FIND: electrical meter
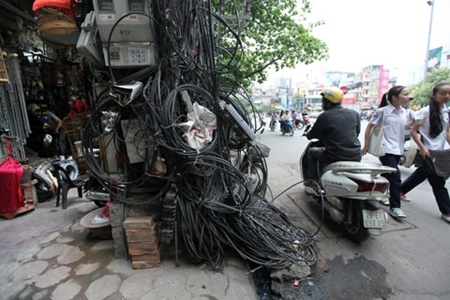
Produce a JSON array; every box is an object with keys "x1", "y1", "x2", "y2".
[
  {"x1": 93, "y1": 0, "x2": 153, "y2": 43},
  {"x1": 92, "y1": 0, "x2": 157, "y2": 67},
  {"x1": 102, "y1": 42, "x2": 156, "y2": 67}
]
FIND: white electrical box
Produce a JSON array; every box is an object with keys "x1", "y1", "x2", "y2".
[
  {"x1": 76, "y1": 11, "x2": 105, "y2": 67},
  {"x1": 92, "y1": 0, "x2": 157, "y2": 67},
  {"x1": 93, "y1": 0, "x2": 154, "y2": 43},
  {"x1": 120, "y1": 119, "x2": 145, "y2": 164},
  {"x1": 102, "y1": 42, "x2": 156, "y2": 67}
]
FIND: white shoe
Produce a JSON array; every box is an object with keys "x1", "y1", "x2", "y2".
[
  {"x1": 441, "y1": 214, "x2": 450, "y2": 223},
  {"x1": 379, "y1": 199, "x2": 390, "y2": 206},
  {"x1": 400, "y1": 193, "x2": 411, "y2": 202},
  {"x1": 389, "y1": 208, "x2": 406, "y2": 219}
]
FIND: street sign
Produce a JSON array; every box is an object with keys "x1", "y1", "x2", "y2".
[{"x1": 340, "y1": 86, "x2": 348, "y2": 95}]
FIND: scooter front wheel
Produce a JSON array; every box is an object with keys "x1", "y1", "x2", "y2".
[
  {"x1": 240, "y1": 160, "x2": 266, "y2": 195},
  {"x1": 289, "y1": 127, "x2": 294, "y2": 136},
  {"x1": 342, "y1": 199, "x2": 369, "y2": 242}
]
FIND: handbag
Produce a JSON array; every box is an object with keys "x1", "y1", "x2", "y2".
[
  {"x1": 428, "y1": 148, "x2": 450, "y2": 178},
  {"x1": 403, "y1": 138, "x2": 418, "y2": 168},
  {"x1": 368, "y1": 108, "x2": 385, "y2": 157}
]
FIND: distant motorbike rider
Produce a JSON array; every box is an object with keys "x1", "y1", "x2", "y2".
[
  {"x1": 270, "y1": 112, "x2": 278, "y2": 130},
  {"x1": 291, "y1": 110, "x2": 298, "y2": 128},
  {"x1": 303, "y1": 87, "x2": 362, "y2": 182},
  {"x1": 280, "y1": 110, "x2": 292, "y2": 133}
]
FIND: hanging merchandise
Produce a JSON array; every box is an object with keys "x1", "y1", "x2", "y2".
[
  {"x1": 32, "y1": 0, "x2": 80, "y2": 47},
  {"x1": 0, "y1": 48, "x2": 9, "y2": 83},
  {"x1": 1, "y1": 54, "x2": 32, "y2": 161}
]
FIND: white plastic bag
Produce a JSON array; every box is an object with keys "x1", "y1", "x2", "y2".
[{"x1": 177, "y1": 102, "x2": 217, "y2": 150}]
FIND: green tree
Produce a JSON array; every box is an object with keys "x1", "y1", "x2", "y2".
[
  {"x1": 410, "y1": 68, "x2": 450, "y2": 107},
  {"x1": 214, "y1": 0, "x2": 328, "y2": 85}
]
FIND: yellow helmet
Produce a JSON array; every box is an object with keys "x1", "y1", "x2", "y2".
[{"x1": 320, "y1": 87, "x2": 344, "y2": 104}]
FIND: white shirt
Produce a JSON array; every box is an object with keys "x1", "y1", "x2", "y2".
[
  {"x1": 369, "y1": 104, "x2": 408, "y2": 155},
  {"x1": 403, "y1": 108, "x2": 415, "y2": 137},
  {"x1": 281, "y1": 112, "x2": 292, "y2": 121},
  {"x1": 415, "y1": 105, "x2": 449, "y2": 150}
]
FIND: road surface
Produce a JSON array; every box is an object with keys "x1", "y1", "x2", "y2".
[{"x1": 258, "y1": 118, "x2": 450, "y2": 300}]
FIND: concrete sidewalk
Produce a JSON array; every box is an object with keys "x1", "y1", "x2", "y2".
[{"x1": 0, "y1": 191, "x2": 258, "y2": 300}]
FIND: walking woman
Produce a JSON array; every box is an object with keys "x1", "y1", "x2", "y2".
[
  {"x1": 401, "y1": 82, "x2": 450, "y2": 223},
  {"x1": 362, "y1": 85, "x2": 412, "y2": 219}
]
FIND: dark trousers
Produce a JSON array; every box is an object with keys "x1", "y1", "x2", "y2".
[
  {"x1": 401, "y1": 155, "x2": 450, "y2": 215},
  {"x1": 306, "y1": 147, "x2": 327, "y2": 180},
  {"x1": 57, "y1": 128, "x2": 67, "y2": 156},
  {"x1": 379, "y1": 154, "x2": 401, "y2": 209},
  {"x1": 279, "y1": 121, "x2": 285, "y2": 132}
]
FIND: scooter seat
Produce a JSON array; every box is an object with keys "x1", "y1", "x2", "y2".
[{"x1": 324, "y1": 161, "x2": 396, "y2": 175}]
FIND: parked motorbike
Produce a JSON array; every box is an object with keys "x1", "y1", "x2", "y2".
[
  {"x1": 230, "y1": 125, "x2": 270, "y2": 196},
  {"x1": 300, "y1": 139, "x2": 396, "y2": 242},
  {"x1": 281, "y1": 120, "x2": 294, "y2": 136},
  {"x1": 83, "y1": 175, "x2": 109, "y2": 207},
  {"x1": 238, "y1": 142, "x2": 270, "y2": 195}
]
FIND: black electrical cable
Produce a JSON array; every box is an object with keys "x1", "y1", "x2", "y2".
[{"x1": 80, "y1": 0, "x2": 319, "y2": 270}]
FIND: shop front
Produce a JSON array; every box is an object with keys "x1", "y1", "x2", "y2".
[{"x1": 0, "y1": 0, "x2": 89, "y2": 216}]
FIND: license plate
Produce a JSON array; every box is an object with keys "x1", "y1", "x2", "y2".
[{"x1": 362, "y1": 210, "x2": 386, "y2": 229}]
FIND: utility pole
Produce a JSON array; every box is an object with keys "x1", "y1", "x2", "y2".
[{"x1": 423, "y1": 0, "x2": 435, "y2": 84}]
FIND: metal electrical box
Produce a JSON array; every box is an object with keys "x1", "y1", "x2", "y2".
[
  {"x1": 92, "y1": 0, "x2": 157, "y2": 67},
  {"x1": 102, "y1": 42, "x2": 156, "y2": 67},
  {"x1": 76, "y1": 11, "x2": 105, "y2": 67}
]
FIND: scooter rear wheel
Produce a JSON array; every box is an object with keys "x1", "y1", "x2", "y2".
[
  {"x1": 343, "y1": 200, "x2": 369, "y2": 242},
  {"x1": 270, "y1": 122, "x2": 276, "y2": 131}
]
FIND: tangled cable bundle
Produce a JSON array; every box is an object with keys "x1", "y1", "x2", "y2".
[{"x1": 83, "y1": 0, "x2": 317, "y2": 269}]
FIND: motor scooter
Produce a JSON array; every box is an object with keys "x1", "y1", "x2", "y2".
[
  {"x1": 281, "y1": 120, "x2": 294, "y2": 136},
  {"x1": 300, "y1": 139, "x2": 396, "y2": 242},
  {"x1": 230, "y1": 126, "x2": 270, "y2": 196},
  {"x1": 302, "y1": 114, "x2": 311, "y2": 126},
  {"x1": 296, "y1": 114, "x2": 311, "y2": 130},
  {"x1": 269, "y1": 117, "x2": 277, "y2": 131}
]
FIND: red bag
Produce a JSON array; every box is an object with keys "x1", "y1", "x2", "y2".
[{"x1": 0, "y1": 157, "x2": 24, "y2": 214}]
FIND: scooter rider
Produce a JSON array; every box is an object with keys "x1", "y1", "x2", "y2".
[
  {"x1": 303, "y1": 87, "x2": 362, "y2": 182},
  {"x1": 270, "y1": 112, "x2": 278, "y2": 130}
]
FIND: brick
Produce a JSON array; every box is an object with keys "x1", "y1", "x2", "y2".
[
  {"x1": 131, "y1": 252, "x2": 161, "y2": 262},
  {"x1": 125, "y1": 234, "x2": 157, "y2": 243},
  {"x1": 128, "y1": 241, "x2": 160, "y2": 256},
  {"x1": 129, "y1": 247, "x2": 159, "y2": 256},
  {"x1": 132, "y1": 260, "x2": 161, "y2": 269},
  {"x1": 127, "y1": 241, "x2": 159, "y2": 250},
  {"x1": 125, "y1": 227, "x2": 157, "y2": 237},
  {"x1": 123, "y1": 216, "x2": 156, "y2": 229}
]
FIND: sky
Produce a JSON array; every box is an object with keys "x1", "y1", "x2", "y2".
[{"x1": 270, "y1": 0, "x2": 450, "y2": 80}]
